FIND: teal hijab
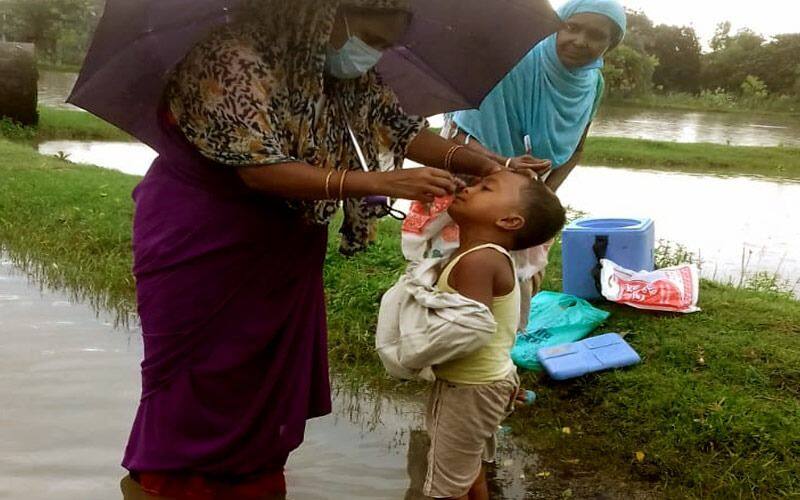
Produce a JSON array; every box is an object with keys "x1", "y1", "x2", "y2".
[{"x1": 452, "y1": 0, "x2": 626, "y2": 167}]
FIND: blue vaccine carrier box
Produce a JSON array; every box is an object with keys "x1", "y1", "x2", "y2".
[
  {"x1": 536, "y1": 333, "x2": 641, "y2": 380},
  {"x1": 561, "y1": 217, "x2": 655, "y2": 300}
]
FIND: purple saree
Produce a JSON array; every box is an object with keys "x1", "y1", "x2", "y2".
[{"x1": 123, "y1": 120, "x2": 332, "y2": 476}]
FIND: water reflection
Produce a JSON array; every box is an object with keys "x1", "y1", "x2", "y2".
[
  {"x1": 38, "y1": 141, "x2": 156, "y2": 176},
  {"x1": 38, "y1": 71, "x2": 80, "y2": 110},
  {"x1": 591, "y1": 106, "x2": 800, "y2": 147},
  {"x1": 0, "y1": 258, "x2": 141, "y2": 499},
  {"x1": 0, "y1": 259, "x2": 544, "y2": 500}
]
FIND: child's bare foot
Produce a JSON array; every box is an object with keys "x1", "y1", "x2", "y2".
[{"x1": 515, "y1": 388, "x2": 536, "y2": 406}]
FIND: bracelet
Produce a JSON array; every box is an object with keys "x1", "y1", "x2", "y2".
[
  {"x1": 504, "y1": 157, "x2": 512, "y2": 169},
  {"x1": 338, "y1": 170, "x2": 349, "y2": 200},
  {"x1": 324, "y1": 169, "x2": 335, "y2": 199},
  {"x1": 444, "y1": 145, "x2": 464, "y2": 172}
]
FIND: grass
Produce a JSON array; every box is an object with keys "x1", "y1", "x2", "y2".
[
  {"x1": 326, "y1": 218, "x2": 800, "y2": 499},
  {"x1": 38, "y1": 62, "x2": 83, "y2": 73},
  {"x1": 2, "y1": 139, "x2": 799, "y2": 498},
  {"x1": 36, "y1": 107, "x2": 132, "y2": 142},
  {"x1": 0, "y1": 139, "x2": 138, "y2": 320},
  {"x1": 0, "y1": 107, "x2": 132, "y2": 143},
  {"x1": 582, "y1": 137, "x2": 800, "y2": 180}
]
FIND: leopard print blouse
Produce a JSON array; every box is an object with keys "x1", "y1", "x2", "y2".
[{"x1": 167, "y1": 0, "x2": 425, "y2": 254}]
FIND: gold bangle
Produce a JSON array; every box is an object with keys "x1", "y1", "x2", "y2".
[
  {"x1": 324, "y1": 169, "x2": 335, "y2": 199},
  {"x1": 338, "y1": 170, "x2": 349, "y2": 200},
  {"x1": 505, "y1": 157, "x2": 512, "y2": 169},
  {"x1": 444, "y1": 145, "x2": 464, "y2": 172},
  {"x1": 443, "y1": 145, "x2": 457, "y2": 171}
]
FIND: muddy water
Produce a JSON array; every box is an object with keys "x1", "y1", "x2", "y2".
[{"x1": 0, "y1": 258, "x2": 558, "y2": 499}]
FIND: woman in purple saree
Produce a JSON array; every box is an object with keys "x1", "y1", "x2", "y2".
[{"x1": 121, "y1": 0, "x2": 502, "y2": 497}]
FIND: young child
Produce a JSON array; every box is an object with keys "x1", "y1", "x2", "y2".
[{"x1": 424, "y1": 170, "x2": 566, "y2": 500}]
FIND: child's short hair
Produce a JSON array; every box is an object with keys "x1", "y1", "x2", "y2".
[{"x1": 512, "y1": 176, "x2": 567, "y2": 251}]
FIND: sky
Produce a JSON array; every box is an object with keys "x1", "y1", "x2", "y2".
[{"x1": 551, "y1": 0, "x2": 800, "y2": 48}]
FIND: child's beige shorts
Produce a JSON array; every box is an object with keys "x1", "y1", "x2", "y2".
[{"x1": 423, "y1": 370, "x2": 519, "y2": 498}]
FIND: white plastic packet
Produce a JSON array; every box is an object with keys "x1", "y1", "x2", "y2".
[
  {"x1": 600, "y1": 259, "x2": 700, "y2": 313},
  {"x1": 401, "y1": 197, "x2": 460, "y2": 263}
]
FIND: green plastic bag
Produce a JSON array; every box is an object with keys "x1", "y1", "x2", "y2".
[{"x1": 511, "y1": 291, "x2": 610, "y2": 371}]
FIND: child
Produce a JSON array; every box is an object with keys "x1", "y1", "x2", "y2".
[{"x1": 424, "y1": 170, "x2": 566, "y2": 500}]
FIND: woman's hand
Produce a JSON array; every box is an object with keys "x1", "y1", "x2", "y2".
[
  {"x1": 507, "y1": 155, "x2": 552, "y2": 175},
  {"x1": 374, "y1": 167, "x2": 458, "y2": 202}
]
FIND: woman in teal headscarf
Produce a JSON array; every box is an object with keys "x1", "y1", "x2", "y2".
[{"x1": 446, "y1": 0, "x2": 627, "y2": 329}]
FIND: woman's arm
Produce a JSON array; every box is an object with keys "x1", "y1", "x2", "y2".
[
  {"x1": 450, "y1": 129, "x2": 552, "y2": 174},
  {"x1": 237, "y1": 161, "x2": 458, "y2": 203},
  {"x1": 406, "y1": 129, "x2": 501, "y2": 177}
]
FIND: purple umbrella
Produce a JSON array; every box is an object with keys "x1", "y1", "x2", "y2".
[{"x1": 68, "y1": 0, "x2": 560, "y2": 152}]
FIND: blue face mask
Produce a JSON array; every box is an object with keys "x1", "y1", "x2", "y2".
[{"x1": 325, "y1": 16, "x2": 384, "y2": 79}]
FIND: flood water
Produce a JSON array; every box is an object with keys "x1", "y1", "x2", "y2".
[
  {"x1": 36, "y1": 141, "x2": 800, "y2": 297},
  {"x1": 591, "y1": 106, "x2": 800, "y2": 148},
  {"x1": 38, "y1": 71, "x2": 80, "y2": 111},
  {"x1": 0, "y1": 258, "x2": 553, "y2": 499}
]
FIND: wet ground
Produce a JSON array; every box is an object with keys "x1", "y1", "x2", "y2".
[{"x1": 0, "y1": 257, "x2": 663, "y2": 499}]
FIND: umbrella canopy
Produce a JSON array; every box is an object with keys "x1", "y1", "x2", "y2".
[{"x1": 69, "y1": 0, "x2": 560, "y2": 152}]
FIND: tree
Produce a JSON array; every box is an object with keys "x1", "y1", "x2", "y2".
[
  {"x1": 740, "y1": 75, "x2": 768, "y2": 99},
  {"x1": 710, "y1": 21, "x2": 731, "y2": 52},
  {"x1": 794, "y1": 64, "x2": 800, "y2": 95},
  {"x1": 701, "y1": 29, "x2": 768, "y2": 93},
  {"x1": 603, "y1": 44, "x2": 658, "y2": 97},
  {"x1": 647, "y1": 25, "x2": 702, "y2": 93},
  {"x1": 622, "y1": 9, "x2": 656, "y2": 54},
  {"x1": 3, "y1": 0, "x2": 98, "y2": 63},
  {"x1": 759, "y1": 34, "x2": 800, "y2": 95}
]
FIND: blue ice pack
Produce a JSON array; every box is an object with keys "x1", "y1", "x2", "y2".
[{"x1": 536, "y1": 333, "x2": 641, "y2": 380}]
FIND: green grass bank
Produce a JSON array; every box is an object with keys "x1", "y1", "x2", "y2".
[
  {"x1": 1, "y1": 138, "x2": 798, "y2": 497},
  {"x1": 582, "y1": 136, "x2": 800, "y2": 180},
  {"x1": 1, "y1": 107, "x2": 132, "y2": 142}
]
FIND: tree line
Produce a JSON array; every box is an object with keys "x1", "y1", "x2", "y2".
[
  {"x1": 604, "y1": 10, "x2": 800, "y2": 100},
  {"x1": 0, "y1": 0, "x2": 104, "y2": 67}
]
